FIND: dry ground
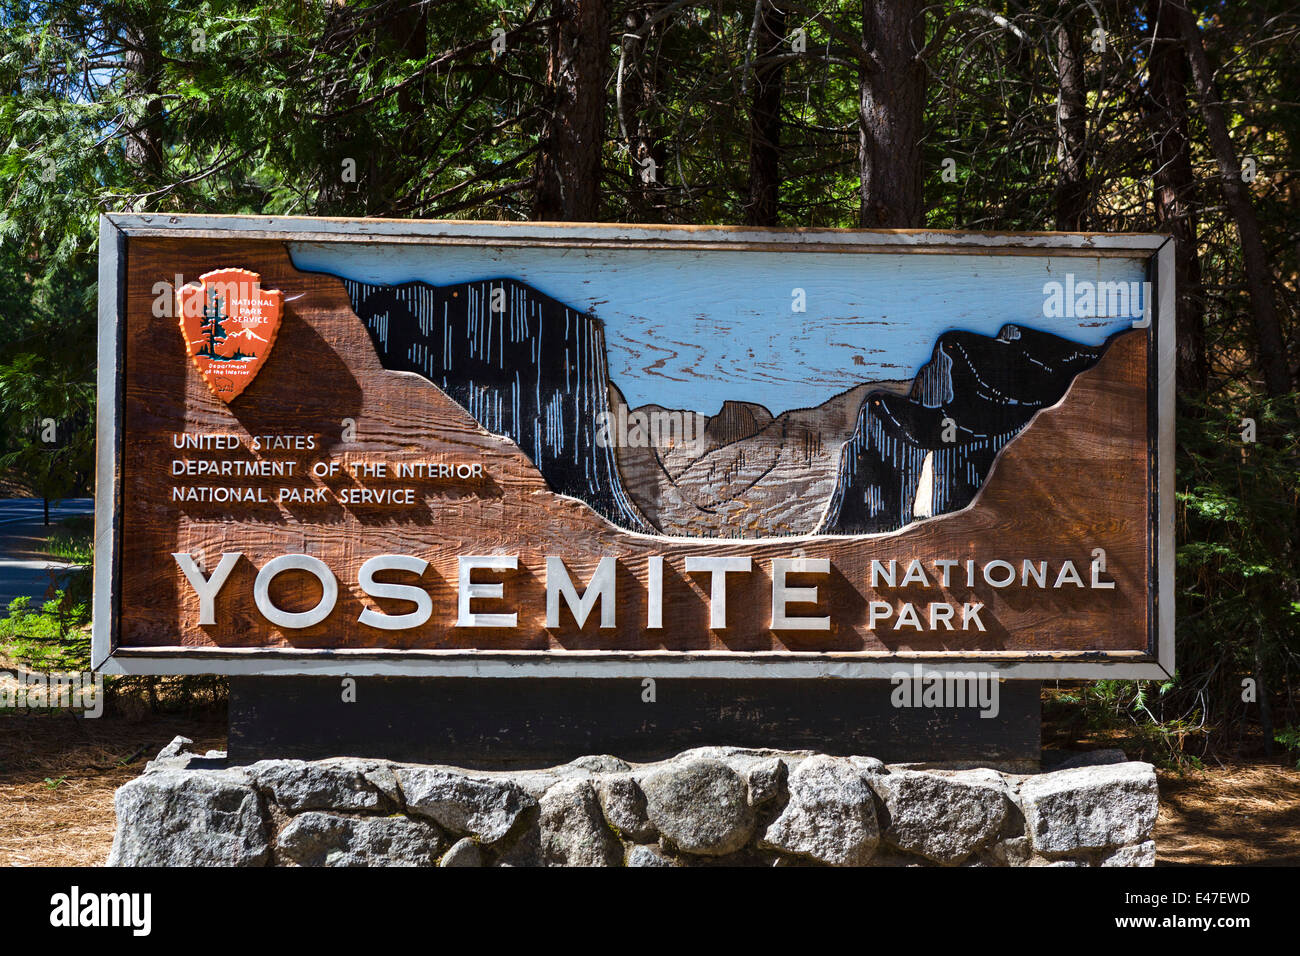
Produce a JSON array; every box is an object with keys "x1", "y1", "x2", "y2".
[
  {"x1": 0, "y1": 713, "x2": 225, "y2": 866},
  {"x1": 0, "y1": 712, "x2": 1296, "y2": 866},
  {"x1": 1156, "y1": 761, "x2": 1300, "y2": 865}
]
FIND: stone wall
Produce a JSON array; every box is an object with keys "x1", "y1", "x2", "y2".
[{"x1": 108, "y1": 738, "x2": 1158, "y2": 867}]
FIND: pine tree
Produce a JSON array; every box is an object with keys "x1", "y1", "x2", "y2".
[{"x1": 199, "y1": 289, "x2": 229, "y2": 359}]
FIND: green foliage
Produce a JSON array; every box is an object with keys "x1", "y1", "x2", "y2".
[
  {"x1": 0, "y1": 222, "x2": 97, "y2": 498},
  {"x1": 1047, "y1": 679, "x2": 1206, "y2": 769},
  {"x1": 45, "y1": 516, "x2": 93, "y2": 564},
  {"x1": 1276, "y1": 726, "x2": 1300, "y2": 769},
  {"x1": 0, "y1": 590, "x2": 92, "y2": 672},
  {"x1": 0, "y1": 571, "x2": 229, "y2": 714},
  {"x1": 1173, "y1": 394, "x2": 1300, "y2": 754}
]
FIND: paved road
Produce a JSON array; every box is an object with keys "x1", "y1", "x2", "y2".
[{"x1": 0, "y1": 498, "x2": 94, "y2": 610}]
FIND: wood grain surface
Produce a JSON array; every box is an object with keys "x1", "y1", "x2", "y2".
[{"x1": 116, "y1": 238, "x2": 1151, "y2": 657}]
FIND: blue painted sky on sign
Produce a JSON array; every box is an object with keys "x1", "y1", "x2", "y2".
[{"x1": 288, "y1": 242, "x2": 1147, "y2": 416}]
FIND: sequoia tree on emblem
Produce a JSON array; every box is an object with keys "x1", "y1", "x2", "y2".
[{"x1": 176, "y1": 268, "x2": 283, "y2": 402}]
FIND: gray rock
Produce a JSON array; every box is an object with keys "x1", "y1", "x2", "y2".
[
  {"x1": 568, "y1": 755, "x2": 631, "y2": 774},
  {"x1": 510, "y1": 769, "x2": 578, "y2": 800},
  {"x1": 746, "y1": 757, "x2": 786, "y2": 806},
  {"x1": 1044, "y1": 749, "x2": 1130, "y2": 771},
  {"x1": 108, "y1": 750, "x2": 1160, "y2": 868},
  {"x1": 889, "y1": 759, "x2": 1037, "y2": 775},
  {"x1": 278, "y1": 812, "x2": 445, "y2": 866},
  {"x1": 1101, "y1": 840, "x2": 1156, "y2": 867},
  {"x1": 849, "y1": 756, "x2": 886, "y2": 775},
  {"x1": 249, "y1": 758, "x2": 394, "y2": 813},
  {"x1": 984, "y1": 836, "x2": 1034, "y2": 867},
  {"x1": 872, "y1": 768, "x2": 1010, "y2": 864},
  {"x1": 675, "y1": 746, "x2": 800, "y2": 763},
  {"x1": 538, "y1": 779, "x2": 622, "y2": 866},
  {"x1": 108, "y1": 769, "x2": 269, "y2": 866},
  {"x1": 157, "y1": 736, "x2": 192, "y2": 758},
  {"x1": 144, "y1": 736, "x2": 225, "y2": 773},
  {"x1": 983, "y1": 835, "x2": 1105, "y2": 868},
  {"x1": 440, "y1": 837, "x2": 485, "y2": 867},
  {"x1": 626, "y1": 844, "x2": 679, "y2": 867},
  {"x1": 1019, "y1": 762, "x2": 1158, "y2": 855},
  {"x1": 494, "y1": 823, "x2": 541, "y2": 867},
  {"x1": 673, "y1": 746, "x2": 812, "y2": 781},
  {"x1": 998, "y1": 794, "x2": 1028, "y2": 839},
  {"x1": 760, "y1": 755, "x2": 878, "y2": 866},
  {"x1": 596, "y1": 775, "x2": 657, "y2": 842},
  {"x1": 361, "y1": 764, "x2": 403, "y2": 804},
  {"x1": 641, "y1": 759, "x2": 755, "y2": 856},
  {"x1": 867, "y1": 850, "x2": 929, "y2": 867},
  {"x1": 396, "y1": 767, "x2": 536, "y2": 844},
  {"x1": 144, "y1": 736, "x2": 193, "y2": 772}
]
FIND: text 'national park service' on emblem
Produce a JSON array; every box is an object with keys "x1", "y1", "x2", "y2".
[{"x1": 176, "y1": 268, "x2": 283, "y2": 402}]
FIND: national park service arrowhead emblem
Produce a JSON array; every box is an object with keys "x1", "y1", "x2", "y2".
[{"x1": 177, "y1": 268, "x2": 283, "y2": 403}]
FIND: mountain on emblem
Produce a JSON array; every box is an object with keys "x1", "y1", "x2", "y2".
[{"x1": 176, "y1": 268, "x2": 283, "y2": 402}]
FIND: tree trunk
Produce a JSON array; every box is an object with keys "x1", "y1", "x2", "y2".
[
  {"x1": 535, "y1": 0, "x2": 611, "y2": 221},
  {"x1": 746, "y1": 0, "x2": 788, "y2": 227},
  {"x1": 1054, "y1": 24, "x2": 1089, "y2": 231},
  {"x1": 1177, "y1": 2, "x2": 1293, "y2": 399},
  {"x1": 317, "y1": 3, "x2": 363, "y2": 214},
  {"x1": 120, "y1": 12, "x2": 164, "y2": 199},
  {"x1": 371, "y1": 2, "x2": 429, "y2": 216},
  {"x1": 1147, "y1": 0, "x2": 1208, "y2": 398},
  {"x1": 621, "y1": 2, "x2": 668, "y2": 221},
  {"x1": 858, "y1": 0, "x2": 926, "y2": 228},
  {"x1": 1255, "y1": 641, "x2": 1274, "y2": 757}
]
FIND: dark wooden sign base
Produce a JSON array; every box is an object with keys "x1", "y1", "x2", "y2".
[{"x1": 227, "y1": 677, "x2": 1041, "y2": 769}]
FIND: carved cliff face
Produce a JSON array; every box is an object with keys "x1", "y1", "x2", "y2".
[
  {"x1": 822, "y1": 324, "x2": 1109, "y2": 535},
  {"x1": 343, "y1": 276, "x2": 650, "y2": 533},
  {"x1": 342, "y1": 277, "x2": 1114, "y2": 539}
]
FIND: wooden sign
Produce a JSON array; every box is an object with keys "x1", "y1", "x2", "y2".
[{"x1": 93, "y1": 215, "x2": 1174, "y2": 679}]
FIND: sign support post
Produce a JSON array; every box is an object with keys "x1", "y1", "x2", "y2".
[{"x1": 226, "y1": 676, "x2": 1042, "y2": 768}]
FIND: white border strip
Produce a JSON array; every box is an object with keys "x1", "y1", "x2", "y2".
[
  {"x1": 91, "y1": 215, "x2": 120, "y2": 670},
  {"x1": 1155, "y1": 240, "x2": 1177, "y2": 678},
  {"x1": 98, "y1": 652, "x2": 1172, "y2": 681},
  {"x1": 107, "y1": 213, "x2": 1167, "y2": 254}
]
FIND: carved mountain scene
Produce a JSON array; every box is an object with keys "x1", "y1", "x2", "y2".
[
  {"x1": 341, "y1": 276, "x2": 1120, "y2": 539},
  {"x1": 608, "y1": 380, "x2": 911, "y2": 537}
]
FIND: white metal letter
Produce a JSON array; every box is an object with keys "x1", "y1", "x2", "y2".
[
  {"x1": 457, "y1": 555, "x2": 518, "y2": 628},
  {"x1": 357, "y1": 554, "x2": 432, "y2": 631},
  {"x1": 173, "y1": 552, "x2": 241, "y2": 626},
  {"x1": 770, "y1": 558, "x2": 830, "y2": 631},
  {"x1": 685, "y1": 556, "x2": 751, "y2": 629},
  {"x1": 546, "y1": 556, "x2": 616, "y2": 629},
  {"x1": 254, "y1": 554, "x2": 338, "y2": 629}
]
